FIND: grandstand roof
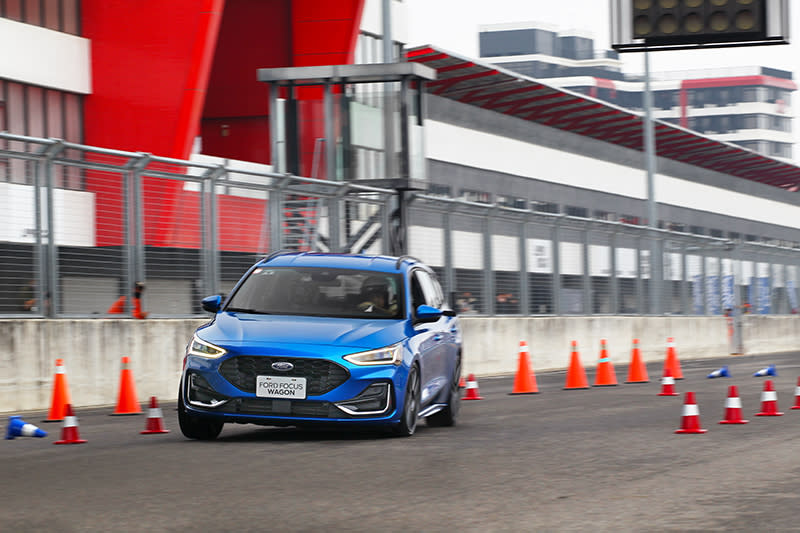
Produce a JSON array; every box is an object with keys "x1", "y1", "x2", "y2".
[{"x1": 406, "y1": 45, "x2": 800, "y2": 191}]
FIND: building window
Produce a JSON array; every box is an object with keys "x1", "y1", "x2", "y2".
[
  {"x1": 709, "y1": 229, "x2": 723, "y2": 238},
  {"x1": 461, "y1": 189, "x2": 491, "y2": 203},
  {"x1": 497, "y1": 195, "x2": 526, "y2": 209},
  {"x1": 426, "y1": 183, "x2": 452, "y2": 197},
  {"x1": 667, "y1": 222, "x2": 685, "y2": 232},
  {"x1": 690, "y1": 225, "x2": 704, "y2": 235},
  {"x1": 594, "y1": 210, "x2": 615, "y2": 221},
  {"x1": 531, "y1": 200, "x2": 558, "y2": 214},
  {"x1": 565, "y1": 205, "x2": 588, "y2": 218}
]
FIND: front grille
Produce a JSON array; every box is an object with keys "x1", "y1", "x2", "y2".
[{"x1": 219, "y1": 356, "x2": 349, "y2": 395}]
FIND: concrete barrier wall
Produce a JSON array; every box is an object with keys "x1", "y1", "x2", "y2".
[{"x1": 2, "y1": 316, "x2": 799, "y2": 413}]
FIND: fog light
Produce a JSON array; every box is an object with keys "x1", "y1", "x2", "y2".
[
  {"x1": 187, "y1": 373, "x2": 229, "y2": 408},
  {"x1": 335, "y1": 383, "x2": 391, "y2": 416}
]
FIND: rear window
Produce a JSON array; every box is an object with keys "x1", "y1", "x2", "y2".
[{"x1": 226, "y1": 267, "x2": 404, "y2": 319}]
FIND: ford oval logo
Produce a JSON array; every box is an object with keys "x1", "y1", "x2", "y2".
[{"x1": 271, "y1": 361, "x2": 294, "y2": 372}]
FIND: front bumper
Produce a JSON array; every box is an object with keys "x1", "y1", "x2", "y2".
[{"x1": 182, "y1": 354, "x2": 405, "y2": 426}]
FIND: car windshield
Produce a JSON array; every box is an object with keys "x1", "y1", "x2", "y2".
[{"x1": 226, "y1": 266, "x2": 405, "y2": 319}]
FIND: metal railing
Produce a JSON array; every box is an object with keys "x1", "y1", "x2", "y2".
[{"x1": 2, "y1": 131, "x2": 800, "y2": 319}]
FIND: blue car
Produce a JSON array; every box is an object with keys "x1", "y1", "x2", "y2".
[{"x1": 178, "y1": 252, "x2": 462, "y2": 439}]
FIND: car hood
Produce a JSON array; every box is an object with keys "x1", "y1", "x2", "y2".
[{"x1": 198, "y1": 312, "x2": 407, "y2": 350}]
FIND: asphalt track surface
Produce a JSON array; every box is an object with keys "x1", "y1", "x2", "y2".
[{"x1": 3, "y1": 352, "x2": 800, "y2": 532}]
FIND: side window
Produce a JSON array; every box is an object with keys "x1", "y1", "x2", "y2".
[
  {"x1": 414, "y1": 270, "x2": 443, "y2": 309},
  {"x1": 410, "y1": 272, "x2": 427, "y2": 310}
]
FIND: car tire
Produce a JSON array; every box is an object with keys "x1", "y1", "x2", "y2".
[
  {"x1": 177, "y1": 384, "x2": 224, "y2": 440},
  {"x1": 391, "y1": 364, "x2": 420, "y2": 437},
  {"x1": 426, "y1": 357, "x2": 461, "y2": 427}
]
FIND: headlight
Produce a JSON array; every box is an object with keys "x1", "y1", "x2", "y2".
[
  {"x1": 187, "y1": 335, "x2": 227, "y2": 359},
  {"x1": 343, "y1": 344, "x2": 402, "y2": 366}
]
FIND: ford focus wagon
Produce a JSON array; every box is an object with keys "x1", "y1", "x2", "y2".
[{"x1": 178, "y1": 252, "x2": 462, "y2": 439}]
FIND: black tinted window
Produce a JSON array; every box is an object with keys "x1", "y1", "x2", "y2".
[{"x1": 226, "y1": 267, "x2": 404, "y2": 319}]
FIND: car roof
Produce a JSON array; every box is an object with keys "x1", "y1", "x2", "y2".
[{"x1": 258, "y1": 252, "x2": 423, "y2": 273}]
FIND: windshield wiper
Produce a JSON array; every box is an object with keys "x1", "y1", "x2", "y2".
[{"x1": 225, "y1": 307, "x2": 269, "y2": 314}]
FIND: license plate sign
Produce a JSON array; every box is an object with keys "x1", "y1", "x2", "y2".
[{"x1": 256, "y1": 375, "x2": 307, "y2": 399}]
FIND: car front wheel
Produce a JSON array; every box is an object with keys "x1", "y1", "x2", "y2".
[
  {"x1": 392, "y1": 365, "x2": 420, "y2": 437},
  {"x1": 177, "y1": 383, "x2": 224, "y2": 440}
]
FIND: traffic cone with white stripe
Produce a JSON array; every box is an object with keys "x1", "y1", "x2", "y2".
[
  {"x1": 564, "y1": 341, "x2": 589, "y2": 390},
  {"x1": 111, "y1": 356, "x2": 142, "y2": 415},
  {"x1": 719, "y1": 385, "x2": 748, "y2": 424},
  {"x1": 462, "y1": 373, "x2": 483, "y2": 400},
  {"x1": 658, "y1": 368, "x2": 679, "y2": 396},
  {"x1": 5, "y1": 416, "x2": 48, "y2": 439},
  {"x1": 755, "y1": 379, "x2": 783, "y2": 416},
  {"x1": 141, "y1": 396, "x2": 170, "y2": 434},
  {"x1": 44, "y1": 358, "x2": 72, "y2": 422},
  {"x1": 625, "y1": 338, "x2": 649, "y2": 383},
  {"x1": 675, "y1": 391, "x2": 707, "y2": 434},
  {"x1": 53, "y1": 404, "x2": 87, "y2": 444},
  {"x1": 510, "y1": 341, "x2": 539, "y2": 394},
  {"x1": 664, "y1": 337, "x2": 683, "y2": 380},
  {"x1": 593, "y1": 339, "x2": 618, "y2": 387},
  {"x1": 791, "y1": 377, "x2": 800, "y2": 410}
]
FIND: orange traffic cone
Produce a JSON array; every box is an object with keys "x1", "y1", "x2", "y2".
[
  {"x1": 462, "y1": 373, "x2": 483, "y2": 400},
  {"x1": 44, "y1": 358, "x2": 72, "y2": 422},
  {"x1": 458, "y1": 376, "x2": 466, "y2": 389},
  {"x1": 53, "y1": 404, "x2": 87, "y2": 444},
  {"x1": 564, "y1": 341, "x2": 589, "y2": 390},
  {"x1": 663, "y1": 337, "x2": 683, "y2": 380},
  {"x1": 111, "y1": 356, "x2": 142, "y2": 415},
  {"x1": 625, "y1": 338, "x2": 649, "y2": 383},
  {"x1": 593, "y1": 339, "x2": 618, "y2": 387},
  {"x1": 675, "y1": 391, "x2": 707, "y2": 434},
  {"x1": 658, "y1": 367, "x2": 679, "y2": 396},
  {"x1": 141, "y1": 396, "x2": 170, "y2": 434},
  {"x1": 792, "y1": 377, "x2": 800, "y2": 410},
  {"x1": 755, "y1": 379, "x2": 783, "y2": 416},
  {"x1": 719, "y1": 385, "x2": 748, "y2": 424},
  {"x1": 510, "y1": 341, "x2": 539, "y2": 394}
]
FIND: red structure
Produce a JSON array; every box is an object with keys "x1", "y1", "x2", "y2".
[{"x1": 80, "y1": 0, "x2": 365, "y2": 248}]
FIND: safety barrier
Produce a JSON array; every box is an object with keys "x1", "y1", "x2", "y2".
[{"x1": 3, "y1": 315, "x2": 800, "y2": 413}]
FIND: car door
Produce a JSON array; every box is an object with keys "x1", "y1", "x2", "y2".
[{"x1": 410, "y1": 269, "x2": 451, "y2": 407}]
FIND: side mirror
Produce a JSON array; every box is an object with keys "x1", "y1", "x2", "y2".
[
  {"x1": 201, "y1": 295, "x2": 222, "y2": 313},
  {"x1": 415, "y1": 304, "x2": 443, "y2": 323}
]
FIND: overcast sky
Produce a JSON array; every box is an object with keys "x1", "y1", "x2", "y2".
[
  {"x1": 405, "y1": 0, "x2": 800, "y2": 76},
  {"x1": 404, "y1": 0, "x2": 800, "y2": 161}
]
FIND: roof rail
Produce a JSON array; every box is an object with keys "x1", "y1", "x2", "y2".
[
  {"x1": 261, "y1": 250, "x2": 297, "y2": 263},
  {"x1": 394, "y1": 255, "x2": 421, "y2": 269}
]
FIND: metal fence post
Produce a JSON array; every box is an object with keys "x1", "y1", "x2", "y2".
[
  {"x1": 40, "y1": 141, "x2": 65, "y2": 317},
  {"x1": 443, "y1": 207, "x2": 454, "y2": 308},
  {"x1": 130, "y1": 155, "x2": 150, "y2": 300},
  {"x1": 582, "y1": 221, "x2": 591, "y2": 315},
  {"x1": 269, "y1": 177, "x2": 288, "y2": 252},
  {"x1": 636, "y1": 235, "x2": 644, "y2": 314},
  {"x1": 680, "y1": 241, "x2": 689, "y2": 315},
  {"x1": 208, "y1": 165, "x2": 224, "y2": 297},
  {"x1": 610, "y1": 228, "x2": 618, "y2": 314},
  {"x1": 484, "y1": 210, "x2": 494, "y2": 316},
  {"x1": 519, "y1": 219, "x2": 529, "y2": 316},
  {"x1": 552, "y1": 217, "x2": 561, "y2": 316}
]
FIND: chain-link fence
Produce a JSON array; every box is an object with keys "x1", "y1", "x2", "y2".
[{"x1": 2, "y1": 131, "x2": 800, "y2": 319}]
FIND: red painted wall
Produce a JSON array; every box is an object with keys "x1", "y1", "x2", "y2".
[
  {"x1": 83, "y1": 0, "x2": 363, "y2": 250},
  {"x1": 82, "y1": 0, "x2": 225, "y2": 246}
]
